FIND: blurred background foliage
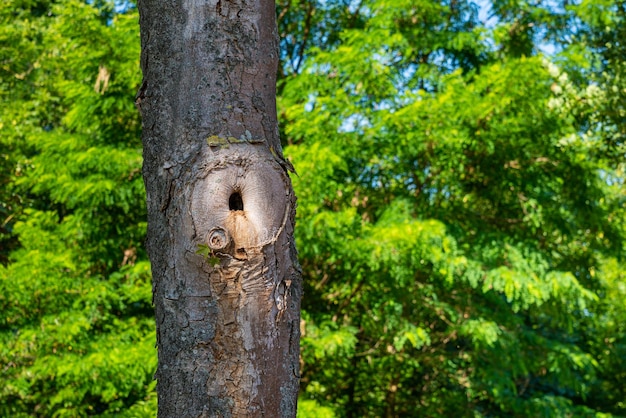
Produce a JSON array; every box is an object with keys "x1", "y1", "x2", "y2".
[{"x1": 1, "y1": 0, "x2": 624, "y2": 416}]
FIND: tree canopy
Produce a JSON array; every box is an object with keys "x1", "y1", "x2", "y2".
[{"x1": 1, "y1": 0, "x2": 625, "y2": 417}]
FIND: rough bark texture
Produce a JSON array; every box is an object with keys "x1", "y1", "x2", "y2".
[{"x1": 136, "y1": 0, "x2": 301, "y2": 416}]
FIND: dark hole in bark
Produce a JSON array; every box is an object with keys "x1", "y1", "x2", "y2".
[{"x1": 229, "y1": 192, "x2": 244, "y2": 211}]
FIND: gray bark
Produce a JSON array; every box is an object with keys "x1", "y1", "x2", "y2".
[{"x1": 136, "y1": 0, "x2": 301, "y2": 416}]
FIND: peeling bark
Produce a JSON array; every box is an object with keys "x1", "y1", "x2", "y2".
[{"x1": 136, "y1": 0, "x2": 301, "y2": 415}]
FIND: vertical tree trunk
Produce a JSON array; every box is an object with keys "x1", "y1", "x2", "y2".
[{"x1": 136, "y1": 0, "x2": 301, "y2": 416}]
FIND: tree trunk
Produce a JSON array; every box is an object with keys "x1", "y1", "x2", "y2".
[{"x1": 136, "y1": 0, "x2": 301, "y2": 416}]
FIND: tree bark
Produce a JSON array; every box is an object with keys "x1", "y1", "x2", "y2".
[{"x1": 136, "y1": 0, "x2": 301, "y2": 416}]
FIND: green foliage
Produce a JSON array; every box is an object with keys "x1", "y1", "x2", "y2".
[
  {"x1": 297, "y1": 399, "x2": 337, "y2": 418},
  {"x1": 279, "y1": 0, "x2": 626, "y2": 416},
  {"x1": 1, "y1": 0, "x2": 625, "y2": 416},
  {"x1": 0, "y1": 1, "x2": 153, "y2": 416}
]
